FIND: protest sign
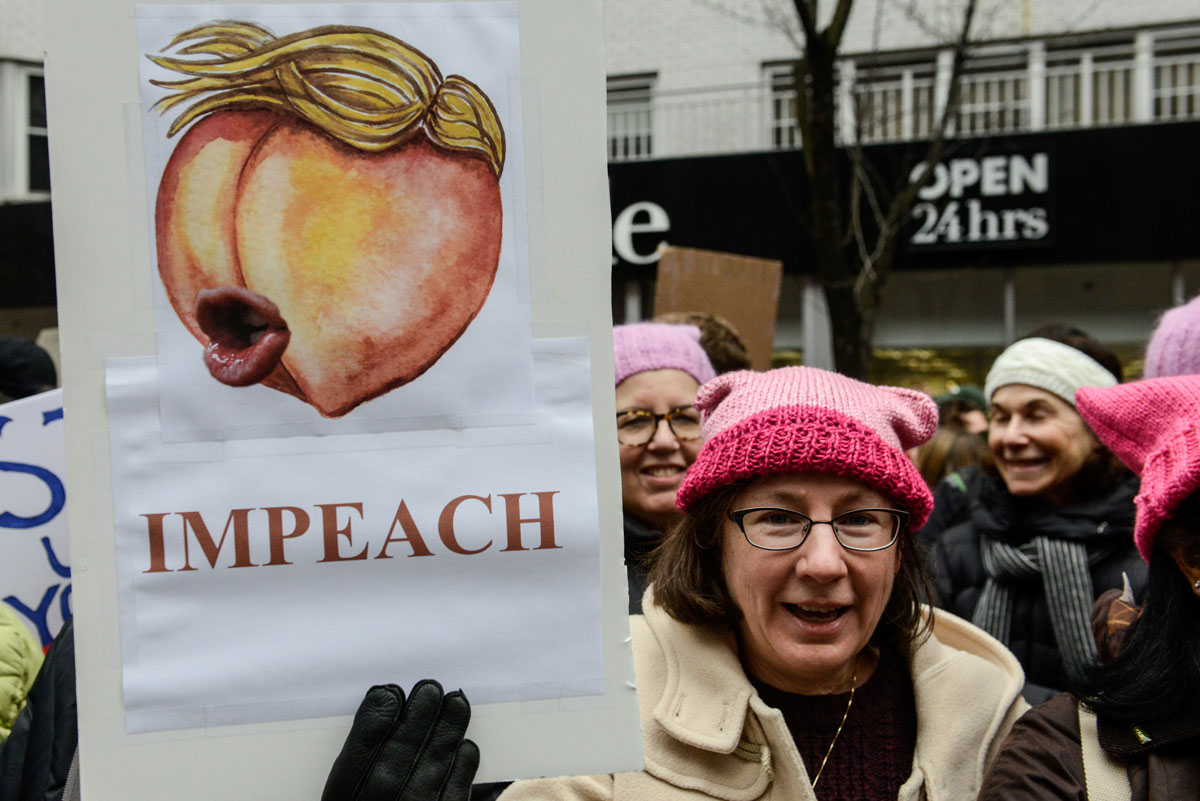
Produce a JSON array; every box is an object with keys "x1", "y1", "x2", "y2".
[
  {"x1": 654, "y1": 245, "x2": 783, "y2": 371},
  {"x1": 0, "y1": 389, "x2": 71, "y2": 648},
  {"x1": 44, "y1": 0, "x2": 634, "y2": 797}
]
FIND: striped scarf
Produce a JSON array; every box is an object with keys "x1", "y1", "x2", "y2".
[{"x1": 972, "y1": 535, "x2": 1117, "y2": 683}]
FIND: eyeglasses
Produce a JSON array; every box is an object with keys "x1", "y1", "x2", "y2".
[
  {"x1": 615, "y1": 406, "x2": 702, "y2": 447},
  {"x1": 728, "y1": 507, "x2": 907, "y2": 552}
]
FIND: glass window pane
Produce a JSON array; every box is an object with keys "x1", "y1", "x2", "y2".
[
  {"x1": 28, "y1": 74, "x2": 47, "y2": 129},
  {"x1": 29, "y1": 135, "x2": 51, "y2": 192}
]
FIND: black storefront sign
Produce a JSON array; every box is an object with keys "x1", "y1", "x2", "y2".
[
  {"x1": 907, "y1": 146, "x2": 1052, "y2": 250},
  {"x1": 0, "y1": 201, "x2": 56, "y2": 307},
  {"x1": 608, "y1": 120, "x2": 1200, "y2": 280}
]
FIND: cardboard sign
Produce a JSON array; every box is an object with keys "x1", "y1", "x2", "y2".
[
  {"x1": 44, "y1": 0, "x2": 638, "y2": 797},
  {"x1": 654, "y1": 245, "x2": 783, "y2": 370},
  {"x1": 0, "y1": 389, "x2": 71, "y2": 648}
]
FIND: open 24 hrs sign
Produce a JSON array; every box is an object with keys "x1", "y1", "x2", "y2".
[{"x1": 907, "y1": 150, "x2": 1052, "y2": 250}]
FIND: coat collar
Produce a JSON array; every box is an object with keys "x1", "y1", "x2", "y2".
[{"x1": 642, "y1": 595, "x2": 752, "y2": 752}]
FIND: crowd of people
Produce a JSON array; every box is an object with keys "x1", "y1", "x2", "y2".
[{"x1": 4, "y1": 294, "x2": 1200, "y2": 799}]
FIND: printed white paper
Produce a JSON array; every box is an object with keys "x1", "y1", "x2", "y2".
[
  {"x1": 108, "y1": 338, "x2": 602, "y2": 733},
  {"x1": 135, "y1": 3, "x2": 535, "y2": 442}
]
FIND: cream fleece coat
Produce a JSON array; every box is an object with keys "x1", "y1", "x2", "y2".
[{"x1": 500, "y1": 594, "x2": 1028, "y2": 801}]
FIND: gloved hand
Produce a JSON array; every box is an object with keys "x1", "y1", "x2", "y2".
[{"x1": 322, "y1": 680, "x2": 479, "y2": 801}]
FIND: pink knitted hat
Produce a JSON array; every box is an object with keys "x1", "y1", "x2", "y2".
[
  {"x1": 1144, "y1": 294, "x2": 1200, "y2": 379},
  {"x1": 613, "y1": 323, "x2": 716, "y2": 386},
  {"x1": 676, "y1": 366, "x2": 939, "y2": 529},
  {"x1": 1076, "y1": 375, "x2": 1200, "y2": 562}
]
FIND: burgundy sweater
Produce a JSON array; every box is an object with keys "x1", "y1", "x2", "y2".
[{"x1": 752, "y1": 648, "x2": 917, "y2": 800}]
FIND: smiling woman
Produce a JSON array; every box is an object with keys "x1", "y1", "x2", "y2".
[
  {"x1": 612, "y1": 323, "x2": 715, "y2": 613},
  {"x1": 980, "y1": 374, "x2": 1200, "y2": 800},
  {"x1": 928, "y1": 330, "x2": 1147, "y2": 704}
]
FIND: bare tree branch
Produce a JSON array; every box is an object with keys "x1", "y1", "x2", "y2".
[
  {"x1": 770, "y1": 0, "x2": 988, "y2": 376},
  {"x1": 761, "y1": 0, "x2": 806, "y2": 50},
  {"x1": 679, "y1": 0, "x2": 780, "y2": 30},
  {"x1": 826, "y1": 0, "x2": 855, "y2": 48},
  {"x1": 849, "y1": 174, "x2": 873, "y2": 269},
  {"x1": 880, "y1": 0, "x2": 978, "y2": 233},
  {"x1": 792, "y1": 0, "x2": 818, "y2": 41}
]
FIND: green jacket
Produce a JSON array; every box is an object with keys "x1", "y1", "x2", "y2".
[{"x1": 0, "y1": 606, "x2": 42, "y2": 741}]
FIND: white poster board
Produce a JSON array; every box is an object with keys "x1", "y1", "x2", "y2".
[
  {"x1": 0, "y1": 389, "x2": 71, "y2": 648},
  {"x1": 43, "y1": 0, "x2": 637, "y2": 797}
]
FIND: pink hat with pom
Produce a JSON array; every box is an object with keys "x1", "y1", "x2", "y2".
[
  {"x1": 676, "y1": 366, "x2": 939, "y2": 529},
  {"x1": 1076, "y1": 375, "x2": 1200, "y2": 562},
  {"x1": 1144, "y1": 294, "x2": 1200, "y2": 379},
  {"x1": 613, "y1": 323, "x2": 716, "y2": 387}
]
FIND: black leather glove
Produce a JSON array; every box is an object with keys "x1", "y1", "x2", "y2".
[{"x1": 322, "y1": 680, "x2": 480, "y2": 801}]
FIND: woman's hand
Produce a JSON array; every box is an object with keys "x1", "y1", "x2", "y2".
[{"x1": 322, "y1": 680, "x2": 479, "y2": 801}]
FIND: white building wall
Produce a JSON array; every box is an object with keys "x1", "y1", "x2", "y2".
[
  {"x1": 605, "y1": 0, "x2": 1200, "y2": 81},
  {"x1": 604, "y1": 1, "x2": 1200, "y2": 360},
  {"x1": 0, "y1": 0, "x2": 45, "y2": 62}
]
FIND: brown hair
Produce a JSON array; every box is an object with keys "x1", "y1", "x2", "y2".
[
  {"x1": 654, "y1": 311, "x2": 752, "y2": 374},
  {"x1": 1020, "y1": 323, "x2": 1123, "y2": 382},
  {"x1": 913, "y1": 425, "x2": 990, "y2": 490},
  {"x1": 648, "y1": 480, "x2": 933, "y2": 657}
]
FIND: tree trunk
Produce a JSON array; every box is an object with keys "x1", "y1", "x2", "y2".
[
  {"x1": 825, "y1": 284, "x2": 871, "y2": 379},
  {"x1": 795, "y1": 39, "x2": 874, "y2": 380}
]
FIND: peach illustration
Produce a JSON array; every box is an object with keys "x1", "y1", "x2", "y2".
[{"x1": 149, "y1": 21, "x2": 505, "y2": 417}]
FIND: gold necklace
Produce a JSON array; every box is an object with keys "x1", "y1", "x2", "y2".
[{"x1": 810, "y1": 659, "x2": 858, "y2": 791}]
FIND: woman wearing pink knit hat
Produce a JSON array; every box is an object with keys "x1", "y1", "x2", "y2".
[
  {"x1": 612, "y1": 322, "x2": 716, "y2": 614},
  {"x1": 980, "y1": 374, "x2": 1200, "y2": 800},
  {"x1": 493, "y1": 366, "x2": 1028, "y2": 800}
]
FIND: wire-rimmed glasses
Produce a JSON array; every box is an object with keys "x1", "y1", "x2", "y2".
[
  {"x1": 728, "y1": 507, "x2": 908, "y2": 552},
  {"x1": 615, "y1": 406, "x2": 702, "y2": 447}
]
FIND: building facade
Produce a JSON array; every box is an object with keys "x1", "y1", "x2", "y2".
[
  {"x1": 3, "y1": 1, "x2": 1199, "y2": 383},
  {"x1": 604, "y1": 0, "x2": 1200, "y2": 383},
  {"x1": 0, "y1": 0, "x2": 52, "y2": 340}
]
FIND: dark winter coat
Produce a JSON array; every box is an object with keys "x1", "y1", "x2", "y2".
[
  {"x1": 930, "y1": 470, "x2": 1146, "y2": 703},
  {"x1": 979, "y1": 592, "x2": 1200, "y2": 801},
  {"x1": 624, "y1": 513, "x2": 662, "y2": 615},
  {"x1": 0, "y1": 619, "x2": 76, "y2": 801}
]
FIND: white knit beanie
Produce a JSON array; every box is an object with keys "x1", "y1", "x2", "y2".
[{"x1": 984, "y1": 337, "x2": 1117, "y2": 407}]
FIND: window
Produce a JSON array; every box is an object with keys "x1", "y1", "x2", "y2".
[
  {"x1": 1153, "y1": 30, "x2": 1200, "y2": 121},
  {"x1": 950, "y1": 51, "x2": 1030, "y2": 136},
  {"x1": 607, "y1": 74, "x2": 655, "y2": 160},
  {"x1": 764, "y1": 63, "x2": 800, "y2": 149},
  {"x1": 2, "y1": 62, "x2": 50, "y2": 199},
  {"x1": 26, "y1": 70, "x2": 49, "y2": 194}
]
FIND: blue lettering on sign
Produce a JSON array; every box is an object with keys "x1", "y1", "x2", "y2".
[
  {"x1": 0, "y1": 407, "x2": 72, "y2": 645},
  {"x1": 0, "y1": 407, "x2": 66, "y2": 529},
  {"x1": 3, "y1": 538, "x2": 71, "y2": 648}
]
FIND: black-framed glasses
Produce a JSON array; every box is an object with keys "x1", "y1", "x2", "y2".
[
  {"x1": 615, "y1": 406, "x2": 702, "y2": 447},
  {"x1": 728, "y1": 507, "x2": 907, "y2": 552}
]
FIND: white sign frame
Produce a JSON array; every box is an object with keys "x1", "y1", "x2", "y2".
[{"x1": 43, "y1": 0, "x2": 637, "y2": 797}]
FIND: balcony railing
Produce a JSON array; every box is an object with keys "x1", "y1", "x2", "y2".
[{"x1": 608, "y1": 26, "x2": 1200, "y2": 162}]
